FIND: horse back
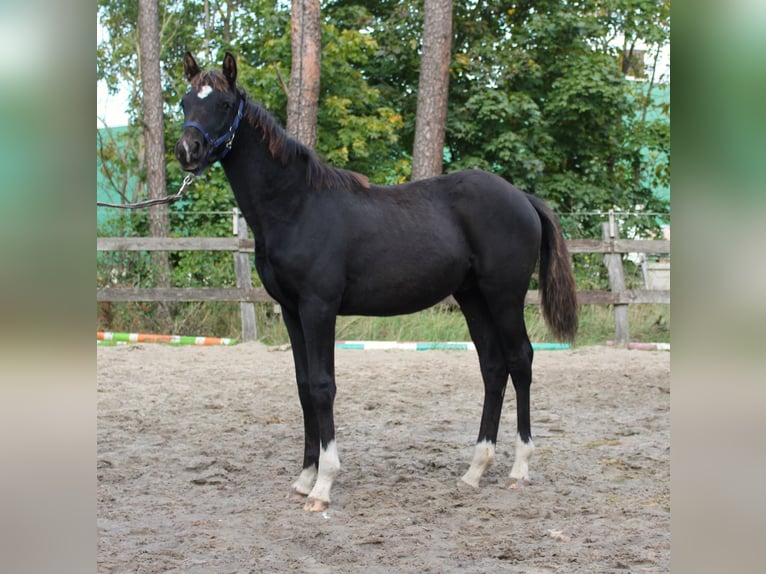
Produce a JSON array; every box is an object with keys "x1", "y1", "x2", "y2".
[{"x1": 336, "y1": 170, "x2": 541, "y2": 314}]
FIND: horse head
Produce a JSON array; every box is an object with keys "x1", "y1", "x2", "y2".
[{"x1": 175, "y1": 52, "x2": 244, "y2": 174}]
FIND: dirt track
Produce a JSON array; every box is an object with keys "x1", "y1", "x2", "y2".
[{"x1": 97, "y1": 343, "x2": 669, "y2": 573}]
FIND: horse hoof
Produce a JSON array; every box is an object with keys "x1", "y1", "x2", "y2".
[
  {"x1": 458, "y1": 477, "x2": 479, "y2": 490},
  {"x1": 304, "y1": 497, "x2": 329, "y2": 512},
  {"x1": 289, "y1": 488, "x2": 308, "y2": 501},
  {"x1": 508, "y1": 478, "x2": 529, "y2": 490}
]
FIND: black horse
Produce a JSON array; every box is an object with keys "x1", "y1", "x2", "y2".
[{"x1": 175, "y1": 52, "x2": 578, "y2": 512}]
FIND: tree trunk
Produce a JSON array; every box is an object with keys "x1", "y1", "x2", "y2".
[
  {"x1": 287, "y1": 0, "x2": 321, "y2": 148},
  {"x1": 223, "y1": 0, "x2": 235, "y2": 45},
  {"x1": 411, "y1": 0, "x2": 453, "y2": 181},
  {"x1": 138, "y1": 0, "x2": 172, "y2": 324}
]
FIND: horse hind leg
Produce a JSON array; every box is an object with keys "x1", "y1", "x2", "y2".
[
  {"x1": 494, "y1": 302, "x2": 536, "y2": 488},
  {"x1": 455, "y1": 289, "x2": 509, "y2": 488},
  {"x1": 470, "y1": 286, "x2": 537, "y2": 489}
]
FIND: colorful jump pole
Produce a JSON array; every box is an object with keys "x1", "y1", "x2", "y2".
[{"x1": 97, "y1": 331, "x2": 236, "y2": 346}]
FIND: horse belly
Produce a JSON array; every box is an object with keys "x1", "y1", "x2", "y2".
[{"x1": 339, "y1": 253, "x2": 469, "y2": 316}]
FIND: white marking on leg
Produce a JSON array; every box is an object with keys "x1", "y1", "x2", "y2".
[
  {"x1": 509, "y1": 433, "x2": 535, "y2": 483},
  {"x1": 461, "y1": 439, "x2": 495, "y2": 488},
  {"x1": 307, "y1": 440, "x2": 340, "y2": 506},
  {"x1": 292, "y1": 465, "x2": 317, "y2": 496},
  {"x1": 197, "y1": 85, "x2": 213, "y2": 99}
]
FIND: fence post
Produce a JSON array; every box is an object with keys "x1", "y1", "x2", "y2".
[
  {"x1": 233, "y1": 209, "x2": 257, "y2": 342},
  {"x1": 602, "y1": 213, "x2": 629, "y2": 346}
]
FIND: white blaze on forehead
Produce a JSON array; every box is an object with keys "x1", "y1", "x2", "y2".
[{"x1": 197, "y1": 85, "x2": 214, "y2": 99}]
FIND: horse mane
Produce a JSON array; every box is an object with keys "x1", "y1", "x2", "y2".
[{"x1": 237, "y1": 89, "x2": 370, "y2": 192}]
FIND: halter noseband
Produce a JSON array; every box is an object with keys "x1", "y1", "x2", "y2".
[{"x1": 182, "y1": 97, "x2": 244, "y2": 175}]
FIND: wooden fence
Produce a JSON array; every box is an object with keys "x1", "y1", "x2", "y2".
[{"x1": 97, "y1": 212, "x2": 669, "y2": 345}]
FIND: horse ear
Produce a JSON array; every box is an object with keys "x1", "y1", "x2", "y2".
[
  {"x1": 183, "y1": 52, "x2": 200, "y2": 81},
  {"x1": 222, "y1": 52, "x2": 237, "y2": 88}
]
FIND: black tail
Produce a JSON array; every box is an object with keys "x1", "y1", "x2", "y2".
[{"x1": 526, "y1": 194, "x2": 578, "y2": 342}]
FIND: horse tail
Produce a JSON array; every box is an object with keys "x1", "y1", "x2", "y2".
[{"x1": 526, "y1": 194, "x2": 578, "y2": 342}]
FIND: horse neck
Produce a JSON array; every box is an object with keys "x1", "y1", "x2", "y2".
[{"x1": 221, "y1": 117, "x2": 310, "y2": 234}]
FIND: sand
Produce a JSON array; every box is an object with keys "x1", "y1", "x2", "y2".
[{"x1": 97, "y1": 342, "x2": 669, "y2": 573}]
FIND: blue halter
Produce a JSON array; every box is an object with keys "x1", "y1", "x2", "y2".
[{"x1": 182, "y1": 98, "x2": 244, "y2": 175}]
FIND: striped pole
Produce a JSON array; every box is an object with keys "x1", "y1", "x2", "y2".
[
  {"x1": 97, "y1": 332, "x2": 572, "y2": 350},
  {"x1": 606, "y1": 340, "x2": 670, "y2": 351},
  {"x1": 333, "y1": 341, "x2": 571, "y2": 351},
  {"x1": 97, "y1": 331, "x2": 236, "y2": 346}
]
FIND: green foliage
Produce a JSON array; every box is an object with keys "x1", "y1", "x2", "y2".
[
  {"x1": 98, "y1": 301, "x2": 243, "y2": 338},
  {"x1": 98, "y1": 0, "x2": 670, "y2": 209},
  {"x1": 445, "y1": 0, "x2": 670, "y2": 240},
  {"x1": 317, "y1": 22, "x2": 408, "y2": 183},
  {"x1": 97, "y1": 301, "x2": 669, "y2": 347}
]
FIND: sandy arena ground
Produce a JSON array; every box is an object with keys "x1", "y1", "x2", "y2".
[{"x1": 97, "y1": 343, "x2": 669, "y2": 573}]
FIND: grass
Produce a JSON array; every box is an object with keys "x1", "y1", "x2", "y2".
[{"x1": 98, "y1": 302, "x2": 669, "y2": 347}]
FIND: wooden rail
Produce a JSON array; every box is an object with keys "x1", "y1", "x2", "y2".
[
  {"x1": 97, "y1": 216, "x2": 669, "y2": 344},
  {"x1": 96, "y1": 237, "x2": 670, "y2": 256}
]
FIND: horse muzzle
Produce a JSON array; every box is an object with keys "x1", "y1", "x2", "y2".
[{"x1": 175, "y1": 130, "x2": 207, "y2": 173}]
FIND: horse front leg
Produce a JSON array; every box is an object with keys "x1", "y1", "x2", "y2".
[
  {"x1": 281, "y1": 308, "x2": 319, "y2": 498},
  {"x1": 298, "y1": 298, "x2": 340, "y2": 512}
]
